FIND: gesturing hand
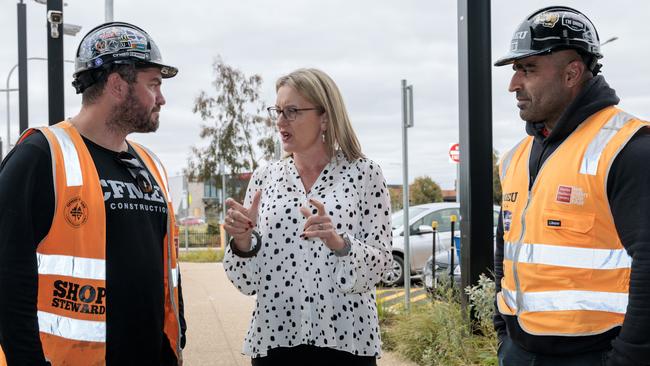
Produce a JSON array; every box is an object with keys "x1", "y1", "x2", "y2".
[
  {"x1": 300, "y1": 198, "x2": 345, "y2": 251},
  {"x1": 224, "y1": 191, "x2": 261, "y2": 252}
]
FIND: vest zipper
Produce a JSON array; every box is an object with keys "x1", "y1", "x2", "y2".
[{"x1": 513, "y1": 138, "x2": 562, "y2": 315}]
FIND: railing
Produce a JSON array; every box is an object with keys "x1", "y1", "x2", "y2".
[{"x1": 179, "y1": 228, "x2": 221, "y2": 249}]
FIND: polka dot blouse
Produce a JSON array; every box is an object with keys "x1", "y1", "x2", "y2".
[{"x1": 223, "y1": 151, "x2": 392, "y2": 358}]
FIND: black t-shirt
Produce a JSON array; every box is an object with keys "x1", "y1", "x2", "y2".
[{"x1": 0, "y1": 131, "x2": 183, "y2": 365}]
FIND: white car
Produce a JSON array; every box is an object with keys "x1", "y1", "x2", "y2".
[{"x1": 381, "y1": 202, "x2": 499, "y2": 286}]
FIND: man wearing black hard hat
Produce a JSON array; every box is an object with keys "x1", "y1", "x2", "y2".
[
  {"x1": 0, "y1": 22, "x2": 186, "y2": 365},
  {"x1": 494, "y1": 6, "x2": 650, "y2": 366}
]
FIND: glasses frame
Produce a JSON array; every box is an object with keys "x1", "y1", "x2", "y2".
[
  {"x1": 267, "y1": 106, "x2": 324, "y2": 122},
  {"x1": 116, "y1": 151, "x2": 154, "y2": 194}
]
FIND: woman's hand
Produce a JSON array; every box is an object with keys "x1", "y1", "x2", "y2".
[
  {"x1": 300, "y1": 198, "x2": 345, "y2": 251},
  {"x1": 224, "y1": 191, "x2": 261, "y2": 252}
]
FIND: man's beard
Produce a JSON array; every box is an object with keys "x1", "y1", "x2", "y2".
[{"x1": 106, "y1": 85, "x2": 160, "y2": 134}]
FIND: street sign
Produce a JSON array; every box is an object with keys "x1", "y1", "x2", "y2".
[{"x1": 449, "y1": 143, "x2": 460, "y2": 163}]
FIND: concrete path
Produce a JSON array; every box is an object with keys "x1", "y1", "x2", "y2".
[{"x1": 180, "y1": 262, "x2": 417, "y2": 366}]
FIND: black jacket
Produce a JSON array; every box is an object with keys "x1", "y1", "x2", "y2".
[{"x1": 494, "y1": 76, "x2": 650, "y2": 366}]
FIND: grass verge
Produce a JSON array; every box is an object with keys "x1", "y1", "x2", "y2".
[{"x1": 178, "y1": 248, "x2": 224, "y2": 263}]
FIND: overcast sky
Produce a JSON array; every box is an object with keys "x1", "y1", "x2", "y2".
[{"x1": 1, "y1": 0, "x2": 649, "y2": 189}]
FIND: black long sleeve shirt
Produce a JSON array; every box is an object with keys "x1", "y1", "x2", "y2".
[
  {"x1": 0, "y1": 131, "x2": 186, "y2": 365},
  {"x1": 494, "y1": 76, "x2": 650, "y2": 366}
]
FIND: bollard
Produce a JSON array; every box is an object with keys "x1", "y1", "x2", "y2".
[
  {"x1": 450, "y1": 215, "x2": 458, "y2": 286},
  {"x1": 431, "y1": 220, "x2": 438, "y2": 289}
]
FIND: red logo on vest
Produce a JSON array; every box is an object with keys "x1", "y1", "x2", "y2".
[
  {"x1": 556, "y1": 185, "x2": 586, "y2": 205},
  {"x1": 65, "y1": 197, "x2": 88, "y2": 227},
  {"x1": 556, "y1": 186, "x2": 572, "y2": 203}
]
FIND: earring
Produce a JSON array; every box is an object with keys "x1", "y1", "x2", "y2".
[{"x1": 322, "y1": 133, "x2": 326, "y2": 143}]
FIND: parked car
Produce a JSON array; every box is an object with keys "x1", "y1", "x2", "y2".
[
  {"x1": 422, "y1": 243, "x2": 461, "y2": 290},
  {"x1": 178, "y1": 216, "x2": 206, "y2": 226},
  {"x1": 381, "y1": 202, "x2": 499, "y2": 286}
]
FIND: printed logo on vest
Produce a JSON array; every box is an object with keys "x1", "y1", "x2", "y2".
[
  {"x1": 503, "y1": 210, "x2": 513, "y2": 232},
  {"x1": 556, "y1": 185, "x2": 586, "y2": 205},
  {"x1": 65, "y1": 197, "x2": 88, "y2": 227},
  {"x1": 51, "y1": 280, "x2": 106, "y2": 315},
  {"x1": 547, "y1": 219, "x2": 562, "y2": 227},
  {"x1": 503, "y1": 192, "x2": 518, "y2": 203}
]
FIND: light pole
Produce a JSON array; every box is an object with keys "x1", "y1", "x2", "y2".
[
  {"x1": 4, "y1": 57, "x2": 74, "y2": 156},
  {"x1": 601, "y1": 36, "x2": 618, "y2": 46},
  {"x1": 105, "y1": 0, "x2": 114, "y2": 22}
]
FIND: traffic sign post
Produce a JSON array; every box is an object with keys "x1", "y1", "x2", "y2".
[
  {"x1": 449, "y1": 143, "x2": 460, "y2": 203},
  {"x1": 449, "y1": 143, "x2": 460, "y2": 163}
]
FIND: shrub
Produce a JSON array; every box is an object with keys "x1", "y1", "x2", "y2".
[{"x1": 381, "y1": 275, "x2": 498, "y2": 365}]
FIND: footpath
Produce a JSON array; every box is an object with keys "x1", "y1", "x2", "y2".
[{"x1": 180, "y1": 262, "x2": 416, "y2": 366}]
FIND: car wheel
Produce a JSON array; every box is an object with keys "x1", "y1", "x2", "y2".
[{"x1": 382, "y1": 253, "x2": 404, "y2": 287}]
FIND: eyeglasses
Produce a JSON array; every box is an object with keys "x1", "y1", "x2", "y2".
[
  {"x1": 267, "y1": 106, "x2": 323, "y2": 122},
  {"x1": 116, "y1": 151, "x2": 154, "y2": 193}
]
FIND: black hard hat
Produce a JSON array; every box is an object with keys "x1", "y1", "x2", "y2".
[
  {"x1": 494, "y1": 6, "x2": 603, "y2": 73},
  {"x1": 72, "y1": 22, "x2": 177, "y2": 93}
]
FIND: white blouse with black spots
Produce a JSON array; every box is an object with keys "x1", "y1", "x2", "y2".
[{"x1": 224, "y1": 151, "x2": 392, "y2": 358}]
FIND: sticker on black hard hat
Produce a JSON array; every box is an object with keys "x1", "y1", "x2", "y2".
[
  {"x1": 562, "y1": 16, "x2": 585, "y2": 32},
  {"x1": 534, "y1": 12, "x2": 559, "y2": 28}
]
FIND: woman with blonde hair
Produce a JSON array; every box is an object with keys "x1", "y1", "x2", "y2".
[{"x1": 222, "y1": 68, "x2": 392, "y2": 365}]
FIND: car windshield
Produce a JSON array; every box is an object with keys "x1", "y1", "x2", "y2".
[{"x1": 391, "y1": 207, "x2": 428, "y2": 230}]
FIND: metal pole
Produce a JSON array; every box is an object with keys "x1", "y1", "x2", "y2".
[
  {"x1": 220, "y1": 162, "x2": 226, "y2": 222},
  {"x1": 457, "y1": 0, "x2": 494, "y2": 311},
  {"x1": 431, "y1": 222, "x2": 438, "y2": 289},
  {"x1": 5, "y1": 58, "x2": 71, "y2": 155},
  {"x1": 401, "y1": 80, "x2": 414, "y2": 310},
  {"x1": 17, "y1": 1, "x2": 28, "y2": 134},
  {"x1": 105, "y1": 0, "x2": 114, "y2": 22},
  {"x1": 47, "y1": 0, "x2": 65, "y2": 126}
]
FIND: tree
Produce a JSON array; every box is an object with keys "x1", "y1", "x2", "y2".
[
  {"x1": 493, "y1": 150, "x2": 502, "y2": 204},
  {"x1": 187, "y1": 56, "x2": 276, "y2": 181},
  {"x1": 410, "y1": 176, "x2": 443, "y2": 205},
  {"x1": 388, "y1": 187, "x2": 403, "y2": 212}
]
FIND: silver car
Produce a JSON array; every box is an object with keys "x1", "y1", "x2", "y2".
[{"x1": 381, "y1": 202, "x2": 499, "y2": 286}]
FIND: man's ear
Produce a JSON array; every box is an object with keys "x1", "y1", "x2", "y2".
[
  {"x1": 106, "y1": 72, "x2": 128, "y2": 100},
  {"x1": 565, "y1": 60, "x2": 586, "y2": 88}
]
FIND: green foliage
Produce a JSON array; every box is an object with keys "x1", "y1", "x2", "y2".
[
  {"x1": 382, "y1": 275, "x2": 498, "y2": 365},
  {"x1": 389, "y1": 187, "x2": 403, "y2": 212},
  {"x1": 187, "y1": 56, "x2": 275, "y2": 181},
  {"x1": 465, "y1": 273, "x2": 497, "y2": 333},
  {"x1": 493, "y1": 150, "x2": 502, "y2": 205},
  {"x1": 410, "y1": 176, "x2": 443, "y2": 205},
  {"x1": 178, "y1": 249, "x2": 224, "y2": 263}
]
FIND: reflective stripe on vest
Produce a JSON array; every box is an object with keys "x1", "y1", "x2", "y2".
[
  {"x1": 37, "y1": 253, "x2": 106, "y2": 280},
  {"x1": 500, "y1": 137, "x2": 528, "y2": 181},
  {"x1": 49, "y1": 125, "x2": 83, "y2": 187},
  {"x1": 37, "y1": 311, "x2": 106, "y2": 342},
  {"x1": 501, "y1": 288, "x2": 628, "y2": 314},
  {"x1": 580, "y1": 111, "x2": 634, "y2": 175},
  {"x1": 171, "y1": 267, "x2": 179, "y2": 288},
  {"x1": 504, "y1": 242, "x2": 632, "y2": 270}
]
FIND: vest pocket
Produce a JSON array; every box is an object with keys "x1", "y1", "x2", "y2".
[{"x1": 542, "y1": 209, "x2": 595, "y2": 244}]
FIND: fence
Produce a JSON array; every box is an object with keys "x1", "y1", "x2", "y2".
[{"x1": 179, "y1": 228, "x2": 221, "y2": 249}]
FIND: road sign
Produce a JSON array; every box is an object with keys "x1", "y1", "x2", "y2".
[{"x1": 449, "y1": 143, "x2": 460, "y2": 163}]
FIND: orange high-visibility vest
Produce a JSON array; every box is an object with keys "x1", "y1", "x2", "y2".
[
  {"x1": 0, "y1": 121, "x2": 181, "y2": 366},
  {"x1": 497, "y1": 106, "x2": 648, "y2": 336}
]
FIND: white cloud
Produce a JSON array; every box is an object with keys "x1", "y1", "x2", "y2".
[{"x1": 1, "y1": 0, "x2": 648, "y2": 189}]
